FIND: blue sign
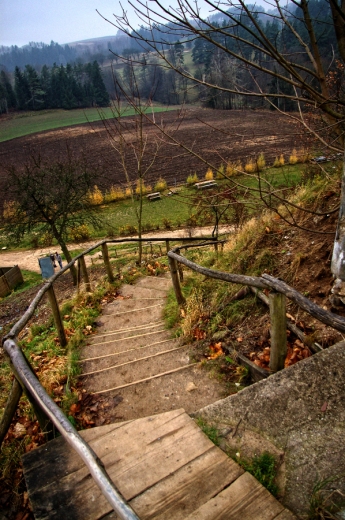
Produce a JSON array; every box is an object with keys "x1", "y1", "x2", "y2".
[{"x1": 39, "y1": 257, "x2": 55, "y2": 279}]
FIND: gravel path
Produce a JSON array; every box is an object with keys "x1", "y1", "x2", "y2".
[{"x1": 0, "y1": 226, "x2": 230, "y2": 273}]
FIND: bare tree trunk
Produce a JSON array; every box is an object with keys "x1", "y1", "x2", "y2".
[
  {"x1": 331, "y1": 151, "x2": 345, "y2": 304},
  {"x1": 60, "y1": 242, "x2": 77, "y2": 286}
]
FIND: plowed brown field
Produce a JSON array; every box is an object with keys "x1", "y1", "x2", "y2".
[{"x1": 0, "y1": 108, "x2": 306, "y2": 188}]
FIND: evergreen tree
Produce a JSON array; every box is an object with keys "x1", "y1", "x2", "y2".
[
  {"x1": 0, "y1": 70, "x2": 16, "y2": 112},
  {"x1": 89, "y1": 61, "x2": 109, "y2": 106},
  {"x1": 24, "y1": 65, "x2": 45, "y2": 110},
  {"x1": 14, "y1": 66, "x2": 30, "y2": 110}
]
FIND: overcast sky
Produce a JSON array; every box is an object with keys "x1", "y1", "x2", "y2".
[
  {"x1": 0, "y1": 0, "x2": 141, "y2": 47},
  {"x1": 1, "y1": 0, "x2": 271, "y2": 48}
]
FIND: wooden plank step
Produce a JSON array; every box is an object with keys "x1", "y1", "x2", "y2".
[
  {"x1": 186, "y1": 471, "x2": 284, "y2": 519},
  {"x1": 22, "y1": 409, "x2": 296, "y2": 520},
  {"x1": 82, "y1": 330, "x2": 170, "y2": 360},
  {"x1": 81, "y1": 338, "x2": 180, "y2": 372},
  {"x1": 84, "y1": 346, "x2": 192, "y2": 393}
]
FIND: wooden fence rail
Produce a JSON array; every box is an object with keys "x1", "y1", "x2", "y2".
[
  {"x1": 167, "y1": 246, "x2": 345, "y2": 373},
  {"x1": 0, "y1": 235, "x2": 216, "y2": 519},
  {"x1": 2, "y1": 233, "x2": 344, "y2": 517}
]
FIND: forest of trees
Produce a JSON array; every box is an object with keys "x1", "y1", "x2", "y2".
[
  {"x1": 0, "y1": 0, "x2": 341, "y2": 114},
  {"x1": 0, "y1": 41, "x2": 78, "y2": 71},
  {"x1": 0, "y1": 61, "x2": 109, "y2": 112},
  {"x1": 107, "y1": 0, "x2": 341, "y2": 110}
]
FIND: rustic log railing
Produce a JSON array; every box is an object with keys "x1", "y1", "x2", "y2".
[
  {"x1": 0, "y1": 236, "x2": 214, "y2": 520},
  {"x1": 2, "y1": 234, "x2": 345, "y2": 518},
  {"x1": 167, "y1": 245, "x2": 345, "y2": 373}
]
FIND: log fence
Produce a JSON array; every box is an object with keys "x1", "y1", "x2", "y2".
[
  {"x1": 2, "y1": 234, "x2": 345, "y2": 518},
  {"x1": 0, "y1": 236, "x2": 212, "y2": 520}
]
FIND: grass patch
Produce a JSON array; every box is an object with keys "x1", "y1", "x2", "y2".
[
  {"x1": 196, "y1": 417, "x2": 221, "y2": 446},
  {"x1": 308, "y1": 475, "x2": 345, "y2": 519},
  {"x1": 0, "y1": 270, "x2": 42, "y2": 306},
  {"x1": 0, "y1": 105, "x2": 175, "y2": 143},
  {"x1": 8, "y1": 270, "x2": 42, "y2": 297},
  {"x1": 237, "y1": 452, "x2": 279, "y2": 496}
]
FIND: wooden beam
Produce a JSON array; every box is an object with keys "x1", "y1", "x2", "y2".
[
  {"x1": 79, "y1": 255, "x2": 91, "y2": 292},
  {"x1": 102, "y1": 243, "x2": 114, "y2": 283},
  {"x1": 0, "y1": 377, "x2": 22, "y2": 447},
  {"x1": 269, "y1": 291, "x2": 287, "y2": 372},
  {"x1": 46, "y1": 285, "x2": 67, "y2": 348},
  {"x1": 168, "y1": 255, "x2": 185, "y2": 306}
]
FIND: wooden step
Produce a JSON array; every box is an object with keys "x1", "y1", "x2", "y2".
[
  {"x1": 81, "y1": 337, "x2": 180, "y2": 373},
  {"x1": 83, "y1": 346, "x2": 192, "y2": 393},
  {"x1": 22, "y1": 409, "x2": 296, "y2": 520}
]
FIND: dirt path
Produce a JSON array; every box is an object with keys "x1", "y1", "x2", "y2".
[
  {"x1": 77, "y1": 274, "x2": 227, "y2": 425},
  {"x1": 0, "y1": 226, "x2": 230, "y2": 273}
]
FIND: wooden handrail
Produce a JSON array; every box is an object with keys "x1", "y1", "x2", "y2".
[
  {"x1": 168, "y1": 247, "x2": 345, "y2": 334},
  {"x1": 0, "y1": 235, "x2": 218, "y2": 517},
  {"x1": 3, "y1": 232, "x2": 344, "y2": 515},
  {"x1": 2, "y1": 338, "x2": 139, "y2": 520}
]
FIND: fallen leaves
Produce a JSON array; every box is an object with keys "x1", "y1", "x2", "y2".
[
  {"x1": 207, "y1": 342, "x2": 224, "y2": 360},
  {"x1": 68, "y1": 391, "x2": 124, "y2": 429},
  {"x1": 193, "y1": 327, "x2": 206, "y2": 340},
  {"x1": 146, "y1": 261, "x2": 169, "y2": 276},
  {"x1": 248, "y1": 338, "x2": 311, "y2": 370},
  {"x1": 83, "y1": 325, "x2": 93, "y2": 335}
]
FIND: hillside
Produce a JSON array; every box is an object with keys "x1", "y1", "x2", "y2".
[{"x1": 0, "y1": 157, "x2": 344, "y2": 518}]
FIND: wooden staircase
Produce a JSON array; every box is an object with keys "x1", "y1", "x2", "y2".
[
  {"x1": 22, "y1": 409, "x2": 296, "y2": 519},
  {"x1": 79, "y1": 275, "x2": 224, "y2": 421},
  {"x1": 22, "y1": 275, "x2": 297, "y2": 518}
]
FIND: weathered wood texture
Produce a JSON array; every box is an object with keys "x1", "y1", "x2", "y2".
[
  {"x1": 269, "y1": 291, "x2": 287, "y2": 372},
  {"x1": 23, "y1": 409, "x2": 296, "y2": 520},
  {"x1": 185, "y1": 471, "x2": 284, "y2": 520},
  {"x1": 0, "y1": 265, "x2": 23, "y2": 297},
  {"x1": 168, "y1": 255, "x2": 185, "y2": 305},
  {"x1": 46, "y1": 285, "x2": 67, "y2": 348},
  {"x1": 0, "y1": 378, "x2": 22, "y2": 447},
  {"x1": 102, "y1": 243, "x2": 114, "y2": 283}
]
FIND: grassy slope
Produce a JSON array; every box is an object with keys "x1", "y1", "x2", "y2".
[{"x1": 0, "y1": 163, "x2": 305, "y2": 250}]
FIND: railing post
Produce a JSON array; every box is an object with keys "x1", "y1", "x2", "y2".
[
  {"x1": 269, "y1": 290, "x2": 287, "y2": 372},
  {"x1": 102, "y1": 243, "x2": 114, "y2": 283},
  {"x1": 168, "y1": 254, "x2": 185, "y2": 306},
  {"x1": 79, "y1": 254, "x2": 91, "y2": 292},
  {"x1": 176, "y1": 248, "x2": 184, "y2": 282},
  {"x1": 0, "y1": 378, "x2": 22, "y2": 447},
  {"x1": 77, "y1": 259, "x2": 81, "y2": 293},
  {"x1": 166, "y1": 240, "x2": 170, "y2": 254},
  {"x1": 7, "y1": 358, "x2": 55, "y2": 440},
  {"x1": 47, "y1": 285, "x2": 67, "y2": 347}
]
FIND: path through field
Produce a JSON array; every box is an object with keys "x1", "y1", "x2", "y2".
[{"x1": 0, "y1": 226, "x2": 230, "y2": 273}]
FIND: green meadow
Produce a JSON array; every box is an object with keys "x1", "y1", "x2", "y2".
[{"x1": 0, "y1": 105, "x2": 175, "y2": 142}]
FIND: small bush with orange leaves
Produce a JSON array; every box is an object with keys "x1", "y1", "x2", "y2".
[
  {"x1": 244, "y1": 158, "x2": 257, "y2": 174},
  {"x1": 105, "y1": 186, "x2": 125, "y2": 202},
  {"x1": 273, "y1": 154, "x2": 285, "y2": 168},
  {"x1": 154, "y1": 177, "x2": 168, "y2": 192},
  {"x1": 88, "y1": 185, "x2": 104, "y2": 205},
  {"x1": 226, "y1": 161, "x2": 242, "y2": 177},
  {"x1": 187, "y1": 173, "x2": 199, "y2": 185},
  {"x1": 135, "y1": 180, "x2": 151, "y2": 196},
  {"x1": 205, "y1": 168, "x2": 214, "y2": 181},
  {"x1": 257, "y1": 153, "x2": 266, "y2": 171},
  {"x1": 69, "y1": 224, "x2": 91, "y2": 242}
]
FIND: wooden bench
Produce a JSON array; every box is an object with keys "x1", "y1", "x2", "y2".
[
  {"x1": 195, "y1": 180, "x2": 218, "y2": 189},
  {"x1": 147, "y1": 192, "x2": 161, "y2": 201}
]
